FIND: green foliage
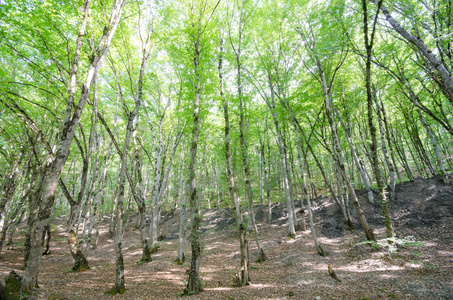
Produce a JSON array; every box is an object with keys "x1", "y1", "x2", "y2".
[{"x1": 356, "y1": 236, "x2": 426, "y2": 254}]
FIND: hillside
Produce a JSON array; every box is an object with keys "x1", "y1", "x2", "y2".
[{"x1": 1, "y1": 175, "x2": 452, "y2": 299}]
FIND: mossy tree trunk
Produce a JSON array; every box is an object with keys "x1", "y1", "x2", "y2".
[
  {"x1": 184, "y1": 27, "x2": 203, "y2": 297},
  {"x1": 219, "y1": 33, "x2": 250, "y2": 285}
]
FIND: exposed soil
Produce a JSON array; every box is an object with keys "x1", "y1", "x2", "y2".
[{"x1": 1, "y1": 175, "x2": 452, "y2": 299}]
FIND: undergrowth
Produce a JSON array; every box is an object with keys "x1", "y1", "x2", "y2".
[{"x1": 357, "y1": 236, "x2": 426, "y2": 254}]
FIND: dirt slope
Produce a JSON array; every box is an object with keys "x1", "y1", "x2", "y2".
[{"x1": 0, "y1": 175, "x2": 452, "y2": 299}]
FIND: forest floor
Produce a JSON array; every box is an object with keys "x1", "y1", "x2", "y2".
[{"x1": 1, "y1": 175, "x2": 452, "y2": 299}]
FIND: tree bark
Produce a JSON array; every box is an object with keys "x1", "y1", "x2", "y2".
[
  {"x1": 85, "y1": 143, "x2": 113, "y2": 257},
  {"x1": 319, "y1": 65, "x2": 376, "y2": 241},
  {"x1": 219, "y1": 34, "x2": 250, "y2": 285},
  {"x1": 184, "y1": 25, "x2": 203, "y2": 296},
  {"x1": 267, "y1": 77, "x2": 296, "y2": 238},
  {"x1": 373, "y1": 87, "x2": 395, "y2": 238},
  {"x1": 333, "y1": 107, "x2": 374, "y2": 204},
  {"x1": 231, "y1": 0, "x2": 264, "y2": 257},
  {"x1": 20, "y1": 0, "x2": 126, "y2": 290}
]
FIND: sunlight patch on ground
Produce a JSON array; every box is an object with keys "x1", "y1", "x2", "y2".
[
  {"x1": 201, "y1": 266, "x2": 235, "y2": 273},
  {"x1": 380, "y1": 274, "x2": 399, "y2": 278},
  {"x1": 204, "y1": 241, "x2": 229, "y2": 251},
  {"x1": 438, "y1": 250, "x2": 453, "y2": 256},
  {"x1": 345, "y1": 260, "x2": 405, "y2": 272},
  {"x1": 168, "y1": 268, "x2": 182, "y2": 272},
  {"x1": 204, "y1": 286, "x2": 235, "y2": 291},
  {"x1": 156, "y1": 274, "x2": 183, "y2": 280},
  {"x1": 249, "y1": 283, "x2": 281, "y2": 289},
  {"x1": 55, "y1": 225, "x2": 67, "y2": 231},
  {"x1": 203, "y1": 224, "x2": 217, "y2": 231},
  {"x1": 129, "y1": 250, "x2": 143, "y2": 256},
  {"x1": 129, "y1": 275, "x2": 149, "y2": 281}
]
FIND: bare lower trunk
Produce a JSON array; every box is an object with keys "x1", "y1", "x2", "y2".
[
  {"x1": 138, "y1": 206, "x2": 151, "y2": 262},
  {"x1": 289, "y1": 110, "x2": 326, "y2": 254},
  {"x1": 260, "y1": 130, "x2": 272, "y2": 223},
  {"x1": 111, "y1": 193, "x2": 125, "y2": 295},
  {"x1": 68, "y1": 205, "x2": 89, "y2": 272},
  {"x1": 374, "y1": 89, "x2": 395, "y2": 238},
  {"x1": 287, "y1": 164, "x2": 300, "y2": 231},
  {"x1": 85, "y1": 144, "x2": 112, "y2": 256},
  {"x1": 0, "y1": 194, "x2": 26, "y2": 254},
  {"x1": 150, "y1": 202, "x2": 160, "y2": 248},
  {"x1": 7, "y1": 209, "x2": 25, "y2": 246},
  {"x1": 176, "y1": 181, "x2": 188, "y2": 264}
]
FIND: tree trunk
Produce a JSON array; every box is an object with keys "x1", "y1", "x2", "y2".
[
  {"x1": 265, "y1": 78, "x2": 296, "y2": 238},
  {"x1": 20, "y1": 0, "x2": 126, "y2": 290},
  {"x1": 184, "y1": 27, "x2": 203, "y2": 296},
  {"x1": 85, "y1": 143, "x2": 113, "y2": 257},
  {"x1": 219, "y1": 34, "x2": 251, "y2": 283},
  {"x1": 333, "y1": 107, "x2": 374, "y2": 204},
  {"x1": 281, "y1": 93, "x2": 327, "y2": 254},
  {"x1": 319, "y1": 65, "x2": 376, "y2": 241},
  {"x1": 176, "y1": 180, "x2": 188, "y2": 265},
  {"x1": 7, "y1": 209, "x2": 25, "y2": 246},
  {"x1": 373, "y1": 88, "x2": 395, "y2": 238},
  {"x1": 233, "y1": 9, "x2": 264, "y2": 257}
]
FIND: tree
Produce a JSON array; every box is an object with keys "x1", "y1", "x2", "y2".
[{"x1": 4, "y1": 0, "x2": 128, "y2": 290}]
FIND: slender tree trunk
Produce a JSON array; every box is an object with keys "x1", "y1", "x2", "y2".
[
  {"x1": 108, "y1": 93, "x2": 141, "y2": 293},
  {"x1": 233, "y1": 13, "x2": 264, "y2": 258},
  {"x1": 85, "y1": 143, "x2": 112, "y2": 257},
  {"x1": 265, "y1": 121, "x2": 272, "y2": 223},
  {"x1": 266, "y1": 78, "x2": 296, "y2": 238},
  {"x1": 404, "y1": 87, "x2": 449, "y2": 183},
  {"x1": 7, "y1": 209, "x2": 25, "y2": 246},
  {"x1": 259, "y1": 132, "x2": 272, "y2": 223},
  {"x1": 333, "y1": 107, "x2": 374, "y2": 204},
  {"x1": 320, "y1": 67, "x2": 376, "y2": 241},
  {"x1": 390, "y1": 127, "x2": 414, "y2": 180},
  {"x1": 219, "y1": 35, "x2": 250, "y2": 284},
  {"x1": 362, "y1": 0, "x2": 384, "y2": 204},
  {"x1": 150, "y1": 109, "x2": 168, "y2": 247},
  {"x1": 133, "y1": 134, "x2": 151, "y2": 263},
  {"x1": 280, "y1": 93, "x2": 327, "y2": 254},
  {"x1": 0, "y1": 198, "x2": 26, "y2": 254},
  {"x1": 380, "y1": 101, "x2": 402, "y2": 181},
  {"x1": 60, "y1": 98, "x2": 99, "y2": 272},
  {"x1": 0, "y1": 154, "x2": 24, "y2": 218},
  {"x1": 259, "y1": 147, "x2": 264, "y2": 205},
  {"x1": 373, "y1": 88, "x2": 395, "y2": 238},
  {"x1": 184, "y1": 28, "x2": 203, "y2": 296},
  {"x1": 176, "y1": 180, "x2": 188, "y2": 265},
  {"x1": 20, "y1": 0, "x2": 126, "y2": 290},
  {"x1": 303, "y1": 127, "x2": 352, "y2": 229}
]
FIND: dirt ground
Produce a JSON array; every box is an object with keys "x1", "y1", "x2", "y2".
[{"x1": 1, "y1": 175, "x2": 452, "y2": 299}]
